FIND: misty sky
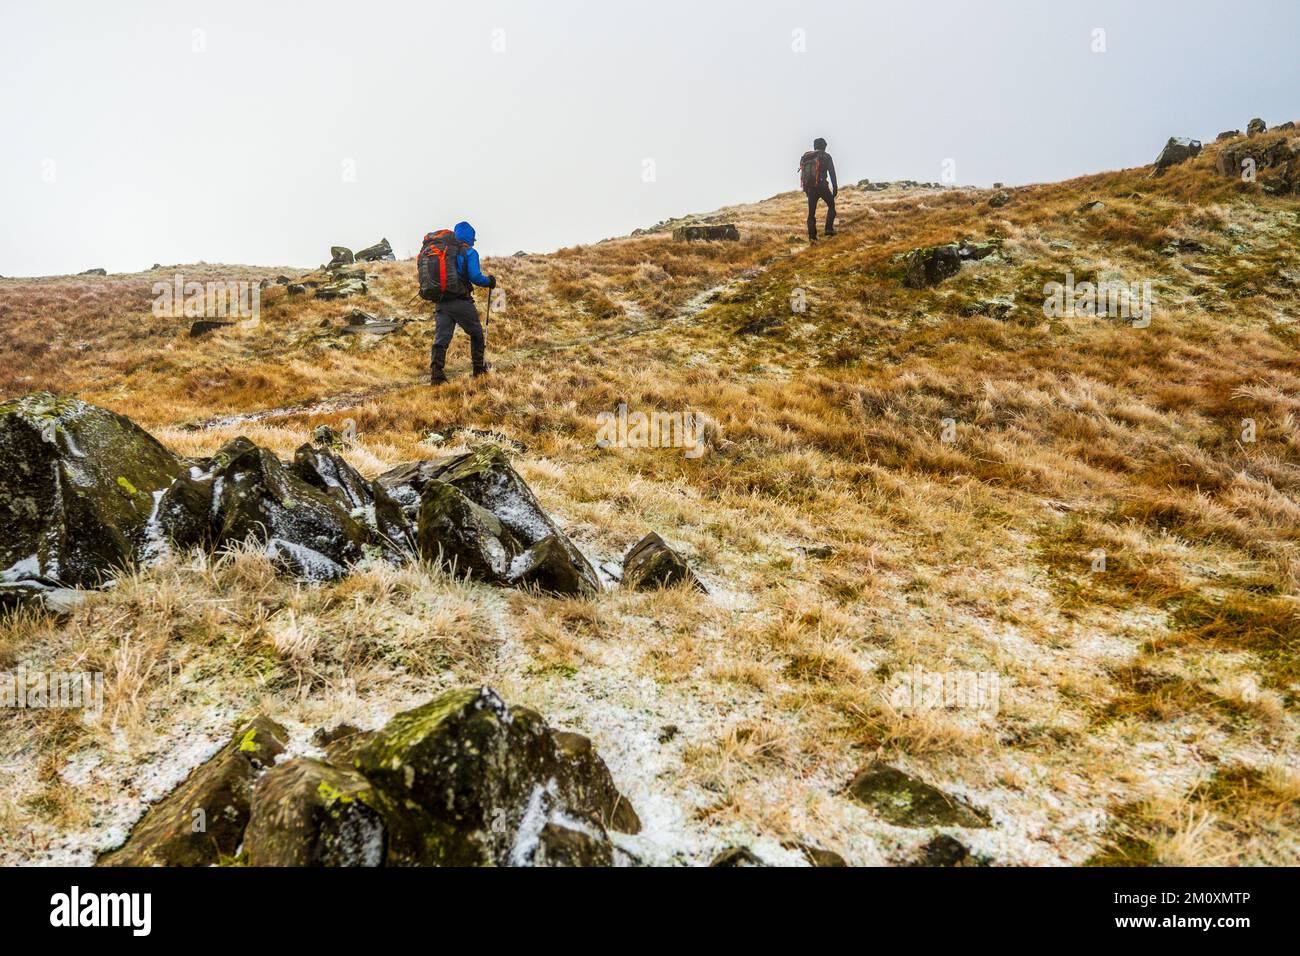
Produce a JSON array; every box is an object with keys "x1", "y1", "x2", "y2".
[{"x1": 2, "y1": 0, "x2": 1297, "y2": 276}]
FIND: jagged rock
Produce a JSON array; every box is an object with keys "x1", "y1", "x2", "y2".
[
  {"x1": 416, "y1": 479, "x2": 520, "y2": 583},
  {"x1": 287, "y1": 283, "x2": 307, "y2": 295},
  {"x1": 99, "y1": 717, "x2": 288, "y2": 866},
  {"x1": 436, "y1": 446, "x2": 599, "y2": 592},
  {"x1": 622, "y1": 532, "x2": 705, "y2": 592},
  {"x1": 902, "y1": 240, "x2": 1000, "y2": 288},
  {"x1": 354, "y1": 239, "x2": 395, "y2": 262},
  {"x1": 78, "y1": 268, "x2": 107, "y2": 276},
  {"x1": 673, "y1": 224, "x2": 740, "y2": 241},
  {"x1": 845, "y1": 763, "x2": 989, "y2": 828},
  {"x1": 244, "y1": 758, "x2": 387, "y2": 867},
  {"x1": 1077, "y1": 199, "x2": 1105, "y2": 212},
  {"x1": 1152, "y1": 136, "x2": 1202, "y2": 174},
  {"x1": 1217, "y1": 130, "x2": 1241, "y2": 141},
  {"x1": 340, "y1": 321, "x2": 400, "y2": 336},
  {"x1": 377, "y1": 456, "x2": 460, "y2": 517},
  {"x1": 188, "y1": 320, "x2": 234, "y2": 337},
  {"x1": 316, "y1": 276, "x2": 366, "y2": 300},
  {"x1": 205, "y1": 437, "x2": 374, "y2": 580},
  {"x1": 154, "y1": 468, "x2": 216, "y2": 553},
  {"x1": 291, "y1": 442, "x2": 413, "y2": 559},
  {"x1": 987, "y1": 190, "x2": 1010, "y2": 208},
  {"x1": 318, "y1": 726, "x2": 377, "y2": 767},
  {"x1": 709, "y1": 847, "x2": 768, "y2": 867},
  {"x1": 528, "y1": 815, "x2": 616, "y2": 866},
  {"x1": 353, "y1": 686, "x2": 638, "y2": 866},
  {"x1": 0, "y1": 393, "x2": 184, "y2": 588},
  {"x1": 961, "y1": 295, "x2": 1017, "y2": 320},
  {"x1": 326, "y1": 246, "x2": 354, "y2": 270},
  {"x1": 275, "y1": 275, "x2": 291, "y2": 284},
  {"x1": 508, "y1": 535, "x2": 599, "y2": 596},
  {"x1": 1247, "y1": 117, "x2": 1267, "y2": 136},
  {"x1": 1278, "y1": 121, "x2": 1296, "y2": 132}
]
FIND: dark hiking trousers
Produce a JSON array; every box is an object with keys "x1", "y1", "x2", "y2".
[
  {"x1": 806, "y1": 185, "x2": 836, "y2": 240},
  {"x1": 430, "y1": 297, "x2": 486, "y2": 381}
]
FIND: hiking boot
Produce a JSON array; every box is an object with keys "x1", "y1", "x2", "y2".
[
  {"x1": 472, "y1": 362, "x2": 492, "y2": 378},
  {"x1": 430, "y1": 344, "x2": 449, "y2": 385},
  {"x1": 824, "y1": 227, "x2": 837, "y2": 236}
]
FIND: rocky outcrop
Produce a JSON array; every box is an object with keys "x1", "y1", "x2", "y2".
[
  {"x1": 673, "y1": 224, "x2": 740, "y2": 241},
  {"x1": 1215, "y1": 134, "x2": 1300, "y2": 195},
  {"x1": 902, "y1": 239, "x2": 1001, "y2": 288},
  {"x1": 100, "y1": 716, "x2": 289, "y2": 866},
  {"x1": 326, "y1": 246, "x2": 354, "y2": 270},
  {"x1": 316, "y1": 275, "x2": 367, "y2": 300},
  {"x1": 102, "y1": 688, "x2": 638, "y2": 867},
  {"x1": 1152, "y1": 136, "x2": 1201, "y2": 174},
  {"x1": 0, "y1": 395, "x2": 592, "y2": 597},
  {"x1": 0, "y1": 393, "x2": 185, "y2": 590},
  {"x1": 382, "y1": 445, "x2": 600, "y2": 596},
  {"x1": 845, "y1": 763, "x2": 989, "y2": 828},
  {"x1": 77, "y1": 268, "x2": 107, "y2": 276},
  {"x1": 354, "y1": 239, "x2": 396, "y2": 262},
  {"x1": 188, "y1": 320, "x2": 234, "y2": 337},
  {"x1": 622, "y1": 532, "x2": 705, "y2": 591},
  {"x1": 1247, "y1": 117, "x2": 1267, "y2": 136}
]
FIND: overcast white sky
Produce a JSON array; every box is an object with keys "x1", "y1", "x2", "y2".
[{"x1": 2, "y1": 0, "x2": 1297, "y2": 276}]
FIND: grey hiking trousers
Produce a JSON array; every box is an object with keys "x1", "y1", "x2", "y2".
[{"x1": 431, "y1": 297, "x2": 486, "y2": 378}]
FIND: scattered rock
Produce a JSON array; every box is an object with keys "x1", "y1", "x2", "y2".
[
  {"x1": 796, "y1": 544, "x2": 835, "y2": 558},
  {"x1": 1077, "y1": 199, "x2": 1105, "y2": 212},
  {"x1": 1151, "y1": 136, "x2": 1202, "y2": 175},
  {"x1": 621, "y1": 532, "x2": 705, "y2": 592},
  {"x1": 902, "y1": 239, "x2": 1001, "y2": 288},
  {"x1": 1215, "y1": 136, "x2": 1300, "y2": 194},
  {"x1": 275, "y1": 275, "x2": 291, "y2": 284},
  {"x1": 846, "y1": 763, "x2": 990, "y2": 828},
  {"x1": 77, "y1": 268, "x2": 107, "y2": 276},
  {"x1": 1278, "y1": 121, "x2": 1296, "y2": 132},
  {"x1": 287, "y1": 283, "x2": 307, "y2": 295},
  {"x1": 657, "y1": 724, "x2": 680, "y2": 744},
  {"x1": 188, "y1": 320, "x2": 234, "y2": 337},
  {"x1": 353, "y1": 238, "x2": 395, "y2": 262},
  {"x1": 316, "y1": 276, "x2": 367, "y2": 300},
  {"x1": 326, "y1": 246, "x2": 354, "y2": 270},
  {"x1": 987, "y1": 190, "x2": 1010, "y2": 208},
  {"x1": 673, "y1": 224, "x2": 740, "y2": 241},
  {"x1": 1247, "y1": 117, "x2": 1267, "y2": 137},
  {"x1": 100, "y1": 717, "x2": 289, "y2": 866},
  {"x1": 508, "y1": 534, "x2": 600, "y2": 597},
  {"x1": 1217, "y1": 130, "x2": 1241, "y2": 141},
  {"x1": 962, "y1": 295, "x2": 1017, "y2": 320}
]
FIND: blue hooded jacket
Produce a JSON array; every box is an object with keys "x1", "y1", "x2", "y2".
[{"x1": 452, "y1": 221, "x2": 491, "y2": 289}]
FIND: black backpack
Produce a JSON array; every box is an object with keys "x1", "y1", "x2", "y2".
[
  {"x1": 799, "y1": 150, "x2": 823, "y2": 191},
  {"x1": 417, "y1": 230, "x2": 471, "y2": 302}
]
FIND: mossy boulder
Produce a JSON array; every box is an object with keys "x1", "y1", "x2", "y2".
[
  {"x1": 0, "y1": 393, "x2": 184, "y2": 588},
  {"x1": 206, "y1": 437, "x2": 373, "y2": 580},
  {"x1": 1152, "y1": 136, "x2": 1202, "y2": 174},
  {"x1": 244, "y1": 758, "x2": 386, "y2": 867},
  {"x1": 845, "y1": 763, "x2": 989, "y2": 828},
  {"x1": 354, "y1": 238, "x2": 395, "y2": 262},
  {"x1": 416, "y1": 479, "x2": 520, "y2": 583},
  {"x1": 622, "y1": 532, "x2": 705, "y2": 592},
  {"x1": 99, "y1": 716, "x2": 288, "y2": 867},
  {"x1": 508, "y1": 535, "x2": 600, "y2": 596},
  {"x1": 902, "y1": 240, "x2": 1001, "y2": 288},
  {"x1": 353, "y1": 686, "x2": 638, "y2": 866}
]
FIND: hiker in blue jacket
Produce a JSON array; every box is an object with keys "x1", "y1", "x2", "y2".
[{"x1": 430, "y1": 220, "x2": 496, "y2": 385}]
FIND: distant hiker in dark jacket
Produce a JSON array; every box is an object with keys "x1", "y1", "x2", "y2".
[
  {"x1": 429, "y1": 221, "x2": 495, "y2": 385},
  {"x1": 800, "y1": 138, "x2": 838, "y2": 242}
]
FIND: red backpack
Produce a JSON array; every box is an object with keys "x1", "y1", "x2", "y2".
[
  {"x1": 799, "y1": 150, "x2": 822, "y2": 191},
  {"x1": 417, "y1": 230, "x2": 471, "y2": 302}
]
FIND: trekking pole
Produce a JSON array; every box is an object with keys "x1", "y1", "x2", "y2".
[{"x1": 484, "y1": 283, "x2": 493, "y2": 329}]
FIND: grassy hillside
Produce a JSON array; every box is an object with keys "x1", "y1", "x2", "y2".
[{"x1": 2, "y1": 128, "x2": 1299, "y2": 866}]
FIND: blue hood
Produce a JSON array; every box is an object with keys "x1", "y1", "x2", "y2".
[{"x1": 453, "y1": 221, "x2": 476, "y2": 245}]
